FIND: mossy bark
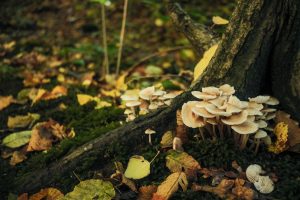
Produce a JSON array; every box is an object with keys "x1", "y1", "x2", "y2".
[{"x1": 14, "y1": 0, "x2": 300, "y2": 193}]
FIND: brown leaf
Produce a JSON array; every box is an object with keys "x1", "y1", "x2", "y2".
[
  {"x1": 275, "y1": 111, "x2": 300, "y2": 151},
  {"x1": 29, "y1": 187, "x2": 63, "y2": 200},
  {"x1": 152, "y1": 172, "x2": 188, "y2": 200},
  {"x1": 9, "y1": 151, "x2": 27, "y2": 166},
  {"x1": 32, "y1": 86, "x2": 68, "y2": 104},
  {"x1": 160, "y1": 131, "x2": 174, "y2": 149},
  {"x1": 27, "y1": 122, "x2": 55, "y2": 152},
  {"x1": 166, "y1": 150, "x2": 201, "y2": 179},
  {"x1": 138, "y1": 185, "x2": 157, "y2": 200},
  {"x1": 232, "y1": 178, "x2": 255, "y2": 200},
  {"x1": 0, "y1": 96, "x2": 15, "y2": 111},
  {"x1": 18, "y1": 193, "x2": 29, "y2": 200}
]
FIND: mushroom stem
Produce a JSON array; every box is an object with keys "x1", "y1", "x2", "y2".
[
  {"x1": 198, "y1": 127, "x2": 205, "y2": 140},
  {"x1": 226, "y1": 125, "x2": 231, "y2": 137},
  {"x1": 240, "y1": 134, "x2": 249, "y2": 150},
  {"x1": 219, "y1": 123, "x2": 224, "y2": 139},
  {"x1": 212, "y1": 125, "x2": 217, "y2": 141},
  {"x1": 254, "y1": 139, "x2": 261, "y2": 154},
  {"x1": 233, "y1": 130, "x2": 240, "y2": 146},
  {"x1": 148, "y1": 134, "x2": 152, "y2": 145},
  {"x1": 130, "y1": 107, "x2": 136, "y2": 117}
]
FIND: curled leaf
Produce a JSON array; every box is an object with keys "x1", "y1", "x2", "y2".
[{"x1": 124, "y1": 155, "x2": 150, "y2": 179}]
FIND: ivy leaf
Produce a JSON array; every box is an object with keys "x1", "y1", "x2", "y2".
[
  {"x1": 2, "y1": 130, "x2": 32, "y2": 148},
  {"x1": 124, "y1": 155, "x2": 150, "y2": 179},
  {"x1": 193, "y1": 44, "x2": 218, "y2": 81},
  {"x1": 152, "y1": 172, "x2": 188, "y2": 200},
  {"x1": 61, "y1": 179, "x2": 115, "y2": 200},
  {"x1": 166, "y1": 150, "x2": 201, "y2": 178}
]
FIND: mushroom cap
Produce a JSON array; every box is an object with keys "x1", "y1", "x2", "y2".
[
  {"x1": 164, "y1": 99, "x2": 172, "y2": 106},
  {"x1": 153, "y1": 90, "x2": 166, "y2": 96},
  {"x1": 219, "y1": 84, "x2": 235, "y2": 96},
  {"x1": 265, "y1": 112, "x2": 276, "y2": 120},
  {"x1": 265, "y1": 97, "x2": 279, "y2": 105},
  {"x1": 246, "y1": 164, "x2": 263, "y2": 183},
  {"x1": 257, "y1": 120, "x2": 268, "y2": 128},
  {"x1": 195, "y1": 101, "x2": 212, "y2": 108},
  {"x1": 173, "y1": 137, "x2": 183, "y2": 151},
  {"x1": 206, "y1": 118, "x2": 218, "y2": 125},
  {"x1": 121, "y1": 94, "x2": 139, "y2": 101},
  {"x1": 254, "y1": 176, "x2": 274, "y2": 194},
  {"x1": 249, "y1": 96, "x2": 270, "y2": 104},
  {"x1": 191, "y1": 91, "x2": 217, "y2": 100},
  {"x1": 228, "y1": 95, "x2": 248, "y2": 109},
  {"x1": 248, "y1": 102, "x2": 264, "y2": 110},
  {"x1": 139, "y1": 86, "x2": 155, "y2": 100},
  {"x1": 205, "y1": 104, "x2": 231, "y2": 117},
  {"x1": 149, "y1": 103, "x2": 159, "y2": 110},
  {"x1": 226, "y1": 104, "x2": 242, "y2": 114},
  {"x1": 192, "y1": 107, "x2": 215, "y2": 118},
  {"x1": 262, "y1": 136, "x2": 272, "y2": 145},
  {"x1": 221, "y1": 110, "x2": 248, "y2": 125},
  {"x1": 209, "y1": 96, "x2": 226, "y2": 108},
  {"x1": 181, "y1": 101, "x2": 206, "y2": 128},
  {"x1": 126, "y1": 100, "x2": 141, "y2": 107},
  {"x1": 255, "y1": 130, "x2": 268, "y2": 139},
  {"x1": 145, "y1": 128, "x2": 156, "y2": 134},
  {"x1": 246, "y1": 108, "x2": 263, "y2": 116},
  {"x1": 202, "y1": 86, "x2": 221, "y2": 95},
  {"x1": 124, "y1": 109, "x2": 133, "y2": 115},
  {"x1": 261, "y1": 108, "x2": 276, "y2": 113},
  {"x1": 231, "y1": 120, "x2": 259, "y2": 134},
  {"x1": 162, "y1": 92, "x2": 178, "y2": 99}
]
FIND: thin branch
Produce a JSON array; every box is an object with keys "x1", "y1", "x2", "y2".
[
  {"x1": 116, "y1": 0, "x2": 129, "y2": 77},
  {"x1": 101, "y1": 4, "x2": 110, "y2": 76},
  {"x1": 165, "y1": 0, "x2": 218, "y2": 54}
]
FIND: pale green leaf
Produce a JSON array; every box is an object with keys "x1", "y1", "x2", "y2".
[{"x1": 2, "y1": 130, "x2": 32, "y2": 148}]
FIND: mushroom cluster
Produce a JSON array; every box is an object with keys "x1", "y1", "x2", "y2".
[
  {"x1": 121, "y1": 86, "x2": 180, "y2": 122},
  {"x1": 181, "y1": 84, "x2": 279, "y2": 151}
]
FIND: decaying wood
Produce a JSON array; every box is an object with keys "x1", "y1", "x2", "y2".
[{"x1": 14, "y1": 0, "x2": 300, "y2": 193}]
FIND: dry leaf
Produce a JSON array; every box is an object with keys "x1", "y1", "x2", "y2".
[
  {"x1": 81, "y1": 72, "x2": 95, "y2": 87},
  {"x1": 113, "y1": 162, "x2": 137, "y2": 192},
  {"x1": 212, "y1": 16, "x2": 229, "y2": 25},
  {"x1": 29, "y1": 187, "x2": 63, "y2": 200},
  {"x1": 166, "y1": 150, "x2": 201, "y2": 178},
  {"x1": 152, "y1": 172, "x2": 188, "y2": 200},
  {"x1": 0, "y1": 95, "x2": 15, "y2": 110},
  {"x1": 9, "y1": 151, "x2": 27, "y2": 166},
  {"x1": 193, "y1": 44, "x2": 218, "y2": 81},
  {"x1": 176, "y1": 110, "x2": 188, "y2": 143},
  {"x1": 275, "y1": 111, "x2": 300, "y2": 152},
  {"x1": 7, "y1": 113, "x2": 40, "y2": 129},
  {"x1": 160, "y1": 131, "x2": 174, "y2": 149},
  {"x1": 18, "y1": 193, "x2": 29, "y2": 200},
  {"x1": 23, "y1": 72, "x2": 50, "y2": 87},
  {"x1": 232, "y1": 178, "x2": 255, "y2": 200},
  {"x1": 138, "y1": 185, "x2": 158, "y2": 200},
  {"x1": 32, "y1": 86, "x2": 67, "y2": 104},
  {"x1": 268, "y1": 122, "x2": 288, "y2": 154}
]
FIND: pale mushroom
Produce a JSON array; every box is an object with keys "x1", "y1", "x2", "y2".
[
  {"x1": 256, "y1": 120, "x2": 268, "y2": 128},
  {"x1": 226, "y1": 104, "x2": 242, "y2": 114},
  {"x1": 249, "y1": 96, "x2": 270, "y2": 104},
  {"x1": 254, "y1": 176, "x2": 274, "y2": 194},
  {"x1": 153, "y1": 90, "x2": 166, "y2": 96},
  {"x1": 219, "y1": 84, "x2": 235, "y2": 96},
  {"x1": 126, "y1": 100, "x2": 141, "y2": 117},
  {"x1": 228, "y1": 95, "x2": 248, "y2": 109},
  {"x1": 162, "y1": 92, "x2": 178, "y2": 99},
  {"x1": 254, "y1": 130, "x2": 268, "y2": 154},
  {"x1": 139, "y1": 86, "x2": 155, "y2": 100},
  {"x1": 265, "y1": 97, "x2": 279, "y2": 105},
  {"x1": 173, "y1": 137, "x2": 183, "y2": 151},
  {"x1": 149, "y1": 102, "x2": 159, "y2": 110},
  {"x1": 232, "y1": 120, "x2": 258, "y2": 149},
  {"x1": 202, "y1": 86, "x2": 221, "y2": 96},
  {"x1": 191, "y1": 91, "x2": 217, "y2": 100},
  {"x1": 121, "y1": 94, "x2": 139, "y2": 101},
  {"x1": 221, "y1": 110, "x2": 248, "y2": 125},
  {"x1": 209, "y1": 96, "x2": 227, "y2": 108},
  {"x1": 192, "y1": 106, "x2": 215, "y2": 140},
  {"x1": 145, "y1": 128, "x2": 156, "y2": 145},
  {"x1": 246, "y1": 164, "x2": 264, "y2": 183},
  {"x1": 181, "y1": 101, "x2": 206, "y2": 128},
  {"x1": 204, "y1": 104, "x2": 231, "y2": 117}
]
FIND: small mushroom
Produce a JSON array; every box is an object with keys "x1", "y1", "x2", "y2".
[
  {"x1": 246, "y1": 164, "x2": 264, "y2": 183},
  {"x1": 145, "y1": 128, "x2": 156, "y2": 145},
  {"x1": 254, "y1": 130, "x2": 268, "y2": 154},
  {"x1": 265, "y1": 97, "x2": 279, "y2": 105},
  {"x1": 191, "y1": 91, "x2": 217, "y2": 100},
  {"x1": 202, "y1": 86, "x2": 221, "y2": 96},
  {"x1": 254, "y1": 176, "x2": 274, "y2": 194},
  {"x1": 173, "y1": 137, "x2": 183, "y2": 151},
  {"x1": 126, "y1": 100, "x2": 141, "y2": 117},
  {"x1": 139, "y1": 86, "x2": 155, "y2": 100},
  {"x1": 181, "y1": 101, "x2": 206, "y2": 128},
  {"x1": 121, "y1": 94, "x2": 139, "y2": 101},
  {"x1": 232, "y1": 120, "x2": 258, "y2": 149},
  {"x1": 219, "y1": 84, "x2": 235, "y2": 96},
  {"x1": 249, "y1": 96, "x2": 270, "y2": 104},
  {"x1": 221, "y1": 110, "x2": 248, "y2": 125}
]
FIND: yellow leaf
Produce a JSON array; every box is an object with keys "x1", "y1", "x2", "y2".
[
  {"x1": 3, "y1": 41, "x2": 16, "y2": 50},
  {"x1": 212, "y1": 16, "x2": 229, "y2": 25},
  {"x1": 0, "y1": 96, "x2": 15, "y2": 110},
  {"x1": 31, "y1": 89, "x2": 47, "y2": 105},
  {"x1": 95, "y1": 99, "x2": 112, "y2": 109},
  {"x1": 160, "y1": 131, "x2": 174, "y2": 149},
  {"x1": 7, "y1": 113, "x2": 40, "y2": 129},
  {"x1": 193, "y1": 44, "x2": 218, "y2": 81},
  {"x1": 77, "y1": 94, "x2": 94, "y2": 105},
  {"x1": 101, "y1": 89, "x2": 121, "y2": 98},
  {"x1": 116, "y1": 73, "x2": 128, "y2": 91},
  {"x1": 124, "y1": 155, "x2": 150, "y2": 179},
  {"x1": 152, "y1": 172, "x2": 188, "y2": 200},
  {"x1": 268, "y1": 122, "x2": 288, "y2": 154}
]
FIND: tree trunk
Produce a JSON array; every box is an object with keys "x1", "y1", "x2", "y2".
[{"x1": 14, "y1": 0, "x2": 300, "y2": 193}]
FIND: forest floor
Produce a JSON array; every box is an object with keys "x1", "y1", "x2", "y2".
[{"x1": 0, "y1": 0, "x2": 300, "y2": 199}]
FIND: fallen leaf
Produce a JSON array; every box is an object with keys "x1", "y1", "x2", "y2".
[
  {"x1": 113, "y1": 161, "x2": 137, "y2": 192},
  {"x1": 116, "y1": 73, "x2": 128, "y2": 91},
  {"x1": 231, "y1": 178, "x2": 255, "y2": 200},
  {"x1": 160, "y1": 131, "x2": 174, "y2": 148},
  {"x1": 152, "y1": 172, "x2": 188, "y2": 200},
  {"x1": 7, "y1": 113, "x2": 40, "y2": 129},
  {"x1": 61, "y1": 179, "x2": 115, "y2": 200},
  {"x1": 29, "y1": 187, "x2": 63, "y2": 200},
  {"x1": 77, "y1": 94, "x2": 94, "y2": 105},
  {"x1": 0, "y1": 96, "x2": 15, "y2": 110},
  {"x1": 212, "y1": 16, "x2": 229, "y2": 25},
  {"x1": 138, "y1": 185, "x2": 157, "y2": 200},
  {"x1": 175, "y1": 110, "x2": 188, "y2": 143},
  {"x1": 17, "y1": 193, "x2": 28, "y2": 200},
  {"x1": 10, "y1": 151, "x2": 27, "y2": 166},
  {"x1": 81, "y1": 72, "x2": 95, "y2": 87},
  {"x1": 2, "y1": 130, "x2": 32, "y2": 148},
  {"x1": 124, "y1": 155, "x2": 150, "y2": 179},
  {"x1": 166, "y1": 150, "x2": 201, "y2": 178},
  {"x1": 193, "y1": 44, "x2": 218, "y2": 81},
  {"x1": 268, "y1": 122, "x2": 288, "y2": 154},
  {"x1": 32, "y1": 86, "x2": 68, "y2": 104}
]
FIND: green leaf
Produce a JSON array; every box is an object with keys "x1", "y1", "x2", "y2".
[
  {"x1": 61, "y1": 179, "x2": 115, "y2": 200},
  {"x1": 90, "y1": 0, "x2": 108, "y2": 5},
  {"x1": 124, "y1": 155, "x2": 150, "y2": 179},
  {"x1": 2, "y1": 130, "x2": 32, "y2": 148},
  {"x1": 145, "y1": 65, "x2": 163, "y2": 75}
]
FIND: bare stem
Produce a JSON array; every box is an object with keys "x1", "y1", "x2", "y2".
[
  {"x1": 101, "y1": 4, "x2": 109, "y2": 76},
  {"x1": 199, "y1": 127, "x2": 205, "y2": 140},
  {"x1": 116, "y1": 0, "x2": 128, "y2": 77},
  {"x1": 254, "y1": 139, "x2": 260, "y2": 154},
  {"x1": 240, "y1": 134, "x2": 249, "y2": 150}
]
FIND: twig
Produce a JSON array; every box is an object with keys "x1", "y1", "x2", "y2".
[
  {"x1": 116, "y1": 0, "x2": 129, "y2": 77},
  {"x1": 101, "y1": 4, "x2": 110, "y2": 76}
]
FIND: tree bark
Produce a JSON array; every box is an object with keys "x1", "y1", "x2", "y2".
[{"x1": 14, "y1": 0, "x2": 300, "y2": 193}]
